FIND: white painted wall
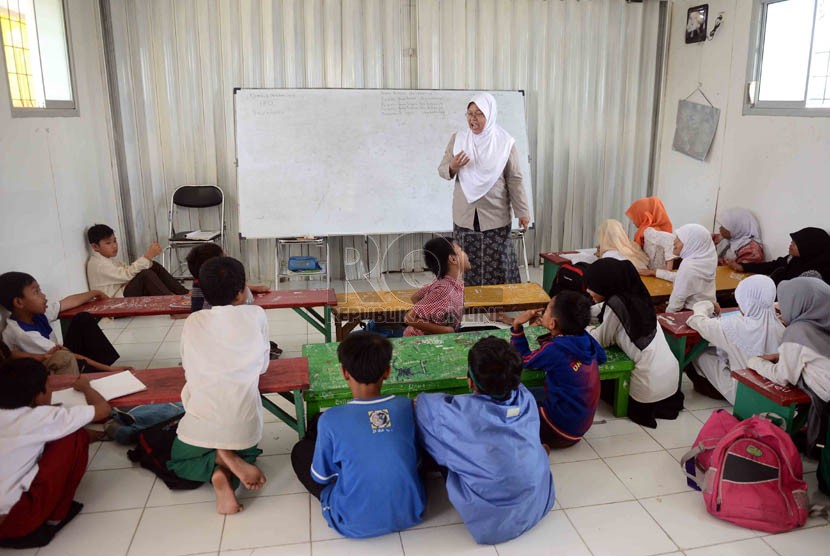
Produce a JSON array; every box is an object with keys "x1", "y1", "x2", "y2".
[
  {"x1": 656, "y1": 0, "x2": 830, "y2": 258},
  {"x1": 0, "y1": 0, "x2": 121, "y2": 299}
]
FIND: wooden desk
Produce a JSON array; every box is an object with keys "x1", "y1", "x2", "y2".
[
  {"x1": 541, "y1": 251, "x2": 749, "y2": 302},
  {"x1": 303, "y1": 327, "x2": 634, "y2": 418},
  {"x1": 59, "y1": 288, "x2": 338, "y2": 342},
  {"x1": 332, "y1": 282, "x2": 550, "y2": 340},
  {"x1": 731, "y1": 368, "x2": 811, "y2": 434},
  {"x1": 47, "y1": 358, "x2": 311, "y2": 438}
]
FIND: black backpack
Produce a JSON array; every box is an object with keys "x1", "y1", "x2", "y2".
[
  {"x1": 126, "y1": 414, "x2": 204, "y2": 490},
  {"x1": 549, "y1": 262, "x2": 591, "y2": 297}
]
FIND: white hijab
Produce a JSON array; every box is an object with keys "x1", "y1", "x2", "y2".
[
  {"x1": 721, "y1": 275, "x2": 784, "y2": 357},
  {"x1": 717, "y1": 208, "x2": 761, "y2": 252},
  {"x1": 673, "y1": 223, "x2": 718, "y2": 301},
  {"x1": 453, "y1": 93, "x2": 515, "y2": 203}
]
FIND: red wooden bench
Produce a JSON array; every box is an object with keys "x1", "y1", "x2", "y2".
[
  {"x1": 58, "y1": 289, "x2": 338, "y2": 342},
  {"x1": 731, "y1": 368, "x2": 811, "y2": 433},
  {"x1": 47, "y1": 358, "x2": 310, "y2": 438}
]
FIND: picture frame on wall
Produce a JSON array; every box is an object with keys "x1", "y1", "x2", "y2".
[{"x1": 685, "y1": 4, "x2": 708, "y2": 44}]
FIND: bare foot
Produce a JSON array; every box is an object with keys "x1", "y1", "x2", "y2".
[
  {"x1": 212, "y1": 468, "x2": 243, "y2": 514},
  {"x1": 216, "y1": 449, "x2": 267, "y2": 490}
]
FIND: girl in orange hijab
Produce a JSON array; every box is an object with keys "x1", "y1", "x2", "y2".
[{"x1": 625, "y1": 197, "x2": 673, "y2": 246}]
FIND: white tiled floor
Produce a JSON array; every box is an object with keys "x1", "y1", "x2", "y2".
[{"x1": 11, "y1": 270, "x2": 829, "y2": 555}]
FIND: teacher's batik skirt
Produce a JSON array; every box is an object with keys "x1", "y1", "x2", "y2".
[{"x1": 453, "y1": 223, "x2": 521, "y2": 286}]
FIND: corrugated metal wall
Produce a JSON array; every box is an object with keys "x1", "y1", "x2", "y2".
[{"x1": 105, "y1": 0, "x2": 661, "y2": 282}]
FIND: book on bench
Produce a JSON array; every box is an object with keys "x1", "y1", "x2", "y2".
[{"x1": 52, "y1": 371, "x2": 147, "y2": 407}]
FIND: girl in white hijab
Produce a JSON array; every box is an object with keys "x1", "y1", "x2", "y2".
[
  {"x1": 641, "y1": 223, "x2": 718, "y2": 312},
  {"x1": 714, "y1": 207, "x2": 765, "y2": 264},
  {"x1": 687, "y1": 275, "x2": 785, "y2": 403},
  {"x1": 595, "y1": 219, "x2": 650, "y2": 269}
]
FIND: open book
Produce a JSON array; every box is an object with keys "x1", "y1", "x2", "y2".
[{"x1": 51, "y1": 371, "x2": 147, "y2": 407}]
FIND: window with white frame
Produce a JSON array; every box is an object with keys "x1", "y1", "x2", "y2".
[
  {"x1": 0, "y1": 0, "x2": 75, "y2": 115},
  {"x1": 747, "y1": 0, "x2": 830, "y2": 114}
]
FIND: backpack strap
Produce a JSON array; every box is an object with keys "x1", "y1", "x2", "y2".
[
  {"x1": 680, "y1": 445, "x2": 706, "y2": 483},
  {"x1": 758, "y1": 412, "x2": 788, "y2": 430}
]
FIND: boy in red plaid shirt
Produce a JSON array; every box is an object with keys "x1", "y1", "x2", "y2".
[{"x1": 403, "y1": 237, "x2": 470, "y2": 336}]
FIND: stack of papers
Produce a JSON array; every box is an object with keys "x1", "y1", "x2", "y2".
[
  {"x1": 562, "y1": 248, "x2": 598, "y2": 265},
  {"x1": 184, "y1": 230, "x2": 218, "y2": 240},
  {"x1": 52, "y1": 371, "x2": 147, "y2": 407}
]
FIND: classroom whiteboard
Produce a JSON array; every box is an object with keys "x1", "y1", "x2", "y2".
[{"x1": 234, "y1": 89, "x2": 534, "y2": 238}]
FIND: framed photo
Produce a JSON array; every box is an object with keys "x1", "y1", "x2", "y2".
[{"x1": 685, "y1": 4, "x2": 708, "y2": 44}]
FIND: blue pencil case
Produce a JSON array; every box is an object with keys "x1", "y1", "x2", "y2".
[{"x1": 288, "y1": 256, "x2": 321, "y2": 272}]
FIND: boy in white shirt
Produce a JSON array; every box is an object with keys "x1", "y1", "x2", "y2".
[
  {"x1": 167, "y1": 256, "x2": 268, "y2": 514},
  {"x1": 86, "y1": 224, "x2": 188, "y2": 298},
  {"x1": 0, "y1": 272, "x2": 128, "y2": 373},
  {"x1": 0, "y1": 358, "x2": 111, "y2": 548}
]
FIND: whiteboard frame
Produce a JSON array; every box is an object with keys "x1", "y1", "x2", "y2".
[{"x1": 233, "y1": 88, "x2": 534, "y2": 239}]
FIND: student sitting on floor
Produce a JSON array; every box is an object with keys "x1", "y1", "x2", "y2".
[
  {"x1": 0, "y1": 338, "x2": 79, "y2": 376},
  {"x1": 185, "y1": 243, "x2": 269, "y2": 312},
  {"x1": 510, "y1": 290, "x2": 606, "y2": 448},
  {"x1": 728, "y1": 226, "x2": 830, "y2": 285},
  {"x1": 291, "y1": 331, "x2": 425, "y2": 538},
  {"x1": 585, "y1": 259, "x2": 683, "y2": 428},
  {"x1": 686, "y1": 275, "x2": 784, "y2": 404},
  {"x1": 595, "y1": 219, "x2": 649, "y2": 270},
  {"x1": 712, "y1": 207, "x2": 764, "y2": 265},
  {"x1": 415, "y1": 336, "x2": 554, "y2": 545},
  {"x1": 166, "y1": 256, "x2": 268, "y2": 515},
  {"x1": 86, "y1": 224, "x2": 188, "y2": 297},
  {"x1": 0, "y1": 359, "x2": 111, "y2": 549},
  {"x1": 748, "y1": 277, "x2": 830, "y2": 454},
  {"x1": 403, "y1": 236, "x2": 470, "y2": 336},
  {"x1": 640, "y1": 223, "x2": 717, "y2": 312},
  {"x1": 625, "y1": 196, "x2": 676, "y2": 270},
  {"x1": 0, "y1": 272, "x2": 128, "y2": 373}
]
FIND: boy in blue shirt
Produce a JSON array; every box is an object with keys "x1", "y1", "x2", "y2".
[
  {"x1": 415, "y1": 337, "x2": 554, "y2": 545},
  {"x1": 511, "y1": 290, "x2": 606, "y2": 448},
  {"x1": 290, "y1": 331, "x2": 425, "y2": 538}
]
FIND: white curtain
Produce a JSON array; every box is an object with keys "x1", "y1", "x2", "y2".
[{"x1": 105, "y1": 0, "x2": 661, "y2": 282}]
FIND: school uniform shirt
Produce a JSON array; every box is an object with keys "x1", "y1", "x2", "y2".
[
  {"x1": 590, "y1": 307, "x2": 678, "y2": 403},
  {"x1": 86, "y1": 251, "x2": 152, "y2": 298},
  {"x1": 177, "y1": 304, "x2": 270, "y2": 450},
  {"x1": 414, "y1": 385, "x2": 555, "y2": 545},
  {"x1": 1, "y1": 300, "x2": 61, "y2": 354},
  {"x1": 511, "y1": 327, "x2": 606, "y2": 440},
  {"x1": 657, "y1": 223, "x2": 717, "y2": 313},
  {"x1": 643, "y1": 228, "x2": 676, "y2": 270},
  {"x1": 749, "y1": 343, "x2": 830, "y2": 402},
  {"x1": 403, "y1": 276, "x2": 465, "y2": 337},
  {"x1": 311, "y1": 395, "x2": 426, "y2": 538},
  {"x1": 0, "y1": 405, "x2": 95, "y2": 514}
]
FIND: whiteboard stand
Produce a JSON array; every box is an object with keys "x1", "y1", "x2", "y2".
[
  {"x1": 275, "y1": 237, "x2": 330, "y2": 290},
  {"x1": 511, "y1": 230, "x2": 530, "y2": 283}
]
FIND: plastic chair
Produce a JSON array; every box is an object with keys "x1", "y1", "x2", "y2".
[{"x1": 162, "y1": 185, "x2": 225, "y2": 278}]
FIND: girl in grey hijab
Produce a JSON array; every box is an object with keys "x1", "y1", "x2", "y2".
[{"x1": 748, "y1": 277, "x2": 830, "y2": 452}]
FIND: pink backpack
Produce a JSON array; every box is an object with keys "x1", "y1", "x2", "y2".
[{"x1": 681, "y1": 409, "x2": 809, "y2": 533}]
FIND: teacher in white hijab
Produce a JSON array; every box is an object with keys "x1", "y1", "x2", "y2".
[{"x1": 438, "y1": 93, "x2": 531, "y2": 286}]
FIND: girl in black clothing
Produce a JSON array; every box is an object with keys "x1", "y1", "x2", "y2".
[{"x1": 727, "y1": 227, "x2": 830, "y2": 284}]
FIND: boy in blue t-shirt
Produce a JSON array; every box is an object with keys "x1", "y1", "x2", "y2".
[
  {"x1": 511, "y1": 290, "x2": 606, "y2": 448},
  {"x1": 415, "y1": 337, "x2": 555, "y2": 545},
  {"x1": 290, "y1": 331, "x2": 425, "y2": 538}
]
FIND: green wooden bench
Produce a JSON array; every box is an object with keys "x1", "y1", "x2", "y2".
[
  {"x1": 302, "y1": 327, "x2": 634, "y2": 419},
  {"x1": 731, "y1": 368, "x2": 811, "y2": 434}
]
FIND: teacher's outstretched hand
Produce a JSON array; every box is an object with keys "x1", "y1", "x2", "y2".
[{"x1": 438, "y1": 92, "x2": 531, "y2": 286}]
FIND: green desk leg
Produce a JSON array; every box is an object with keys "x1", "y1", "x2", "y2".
[
  {"x1": 604, "y1": 371, "x2": 630, "y2": 418},
  {"x1": 60, "y1": 318, "x2": 71, "y2": 339},
  {"x1": 732, "y1": 382, "x2": 806, "y2": 434},
  {"x1": 662, "y1": 331, "x2": 710, "y2": 387},
  {"x1": 306, "y1": 400, "x2": 322, "y2": 422},
  {"x1": 294, "y1": 306, "x2": 332, "y2": 342},
  {"x1": 260, "y1": 390, "x2": 307, "y2": 439},
  {"x1": 541, "y1": 260, "x2": 561, "y2": 294}
]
